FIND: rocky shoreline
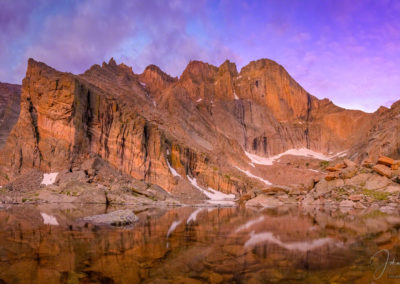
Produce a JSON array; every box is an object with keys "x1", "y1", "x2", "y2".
[
  {"x1": 2, "y1": 152, "x2": 400, "y2": 216},
  {"x1": 242, "y1": 155, "x2": 400, "y2": 212},
  {"x1": 0, "y1": 156, "x2": 182, "y2": 206}
]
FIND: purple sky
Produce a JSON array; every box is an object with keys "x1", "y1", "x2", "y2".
[{"x1": 1, "y1": 0, "x2": 399, "y2": 112}]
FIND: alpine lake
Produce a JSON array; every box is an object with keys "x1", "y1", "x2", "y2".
[{"x1": 0, "y1": 203, "x2": 399, "y2": 283}]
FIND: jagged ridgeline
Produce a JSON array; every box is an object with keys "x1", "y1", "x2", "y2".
[{"x1": 0, "y1": 57, "x2": 398, "y2": 194}]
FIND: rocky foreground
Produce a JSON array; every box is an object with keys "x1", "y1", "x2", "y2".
[
  {"x1": 2, "y1": 149, "x2": 400, "y2": 213},
  {"x1": 0, "y1": 155, "x2": 182, "y2": 206},
  {"x1": 243, "y1": 155, "x2": 400, "y2": 211}
]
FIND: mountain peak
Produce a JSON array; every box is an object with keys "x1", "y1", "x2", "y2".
[
  {"x1": 180, "y1": 60, "x2": 218, "y2": 82},
  {"x1": 240, "y1": 58, "x2": 281, "y2": 74},
  {"x1": 101, "y1": 57, "x2": 118, "y2": 68},
  {"x1": 108, "y1": 57, "x2": 117, "y2": 66},
  {"x1": 143, "y1": 64, "x2": 175, "y2": 81},
  {"x1": 26, "y1": 58, "x2": 58, "y2": 78},
  {"x1": 139, "y1": 64, "x2": 177, "y2": 91},
  {"x1": 218, "y1": 60, "x2": 238, "y2": 76}
]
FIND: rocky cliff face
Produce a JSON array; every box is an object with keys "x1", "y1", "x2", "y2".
[
  {"x1": 349, "y1": 102, "x2": 400, "y2": 162},
  {"x1": 0, "y1": 82, "x2": 21, "y2": 147},
  {"x1": 0, "y1": 57, "x2": 390, "y2": 197}
]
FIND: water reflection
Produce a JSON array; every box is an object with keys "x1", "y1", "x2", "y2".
[{"x1": 0, "y1": 204, "x2": 400, "y2": 283}]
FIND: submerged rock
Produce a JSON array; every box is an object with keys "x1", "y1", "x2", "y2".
[{"x1": 81, "y1": 210, "x2": 138, "y2": 226}]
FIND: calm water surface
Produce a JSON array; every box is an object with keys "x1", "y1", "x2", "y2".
[{"x1": 0, "y1": 203, "x2": 400, "y2": 283}]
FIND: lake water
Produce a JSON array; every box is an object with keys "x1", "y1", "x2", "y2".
[{"x1": 0, "y1": 203, "x2": 399, "y2": 283}]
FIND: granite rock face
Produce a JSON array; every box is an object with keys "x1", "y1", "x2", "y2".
[
  {"x1": 349, "y1": 102, "x2": 400, "y2": 162},
  {"x1": 0, "y1": 82, "x2": 21, "y2": 147},
  {"x1": 0, "y1": 57, "x2": 394, "y2": 196}
]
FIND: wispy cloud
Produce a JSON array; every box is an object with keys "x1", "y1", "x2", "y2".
[{"x1": 1, "y1": 0, "x2": 399, "y2": 112}]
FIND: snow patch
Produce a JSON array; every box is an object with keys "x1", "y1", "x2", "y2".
[
  {"x1": 245, "y1": 148, "x2": 339, "y2": 166},
  {"x1": 187, "y1": 176, "x2": 235, "y2": 205},
  {"x1": 196, "y1": 98, "x2": 202, "y2": 102},
  {"x1": 207, "y1": 200, "x2": 236, "y2": 206},
  {"x1": 244, "y1": 231, "x2": 335, "y2": 251},
  {"x1": 140, "y1": 81, "x2": 146, "y2": 87},
  {"x1": 206, "y1": 185, "x2": 235, "y2": 200},
  {"x1": 167, "y1": 220, "x2": 181, "y2": 237},
  {"x1": 41, "y1": 173, "x2": 58, "y2": 186},
  {"x1": 235, "y1": 216, "x2": 265, "y2": 233},
  {"x1": 335, "y1": 151, "x2": 348, "y2": 158},
  {"x1": 234, "y1": 92, "x2": 239, "y2": 100},
  {"x1": 187, "y1": 208, "x2": 203, "y2": 224},
  {"x1": 41, "y1": 213, "x2": 59, "y2": 226},
  {"x1": 235, "y1": 167, "x2": 271, "y2": 185},
  {"x1": 167, "y1": 161, "x2": 181, "y2": 178}
]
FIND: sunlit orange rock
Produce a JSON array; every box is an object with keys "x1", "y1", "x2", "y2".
[
  {"x1": 377, "y1": 156, "x2": 394, "y2": 167},
  {"x1": 372, "y1": 164, "x2": 392, "y2": 178}
]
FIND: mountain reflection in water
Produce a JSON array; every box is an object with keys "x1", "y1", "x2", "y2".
[{"x1": 0, "y1": 204, "x2": 399, "y2": 283}]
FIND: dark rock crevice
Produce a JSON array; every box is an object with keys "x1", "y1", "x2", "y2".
[
  {"x1": 234, "y1": 100, "x2": 247, "y2": 148},
  {"x1": 27, "y1": 97, "x2": 42, "y2": 167},
  {"x1": 305, "y1": 93, "x2": 312, "y2": 149}
]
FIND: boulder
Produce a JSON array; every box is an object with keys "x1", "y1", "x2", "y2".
[
  {"x1": 57, "y1": 171, "x2": 87, "y2": 186},
  {"x1": 364, "y1": 175, "x2": 391, "y2": 190},
  {"x1": 81, "y1": 157, "x2": 103, "y2": 172},
  {"x1": 362, "y1": 159, "x2": 374, "y2": 168},
  {"x1": 81, "y1": 210, "x2": 138, "y2": 226},
  {"x1": 343, "y1": 159, "x2": 357, "y2": 168},
  {"x1": 314, "y1": 178, "x2": 344, "y2": 197},
  {"x1": 377, "y1": 156, "x2": 394, "y2": 167},
  {"x1": 325, "y1": 172, "x2": 339, "y2": 181},
  {"x1": 261, "y1": 185, "x2": 290, "y2": 194},
  {"x1": 335, "y1": 162, "x2": 346, "y2": 169},
  {"x1": 372, "y1": 164, "x2": 392, "y2": 178},
  {"x1": 339, "y1": 167, "x2": 358, "y2": 179},
  {"x1": 384, "y1": 185, "x2": 400, "y2": 193},
  {"x1": 392, "y1": 164, "x2": 399, "y2": 170},
  {"x1": 344, "y1": 173, "x2": 373, "y2": 187},
  {"x1": 348, "y1": 194, "x2": 362, "y2": 201},
  {"x1": 246, "y1": 195, "x2": 284, "y2": 208},
  {"x1": 327, "y1": 163, "x2": 346, "y2": 172},
  {"x1": 339, "y1": 200, "x2": 355, "y2": 208}
]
